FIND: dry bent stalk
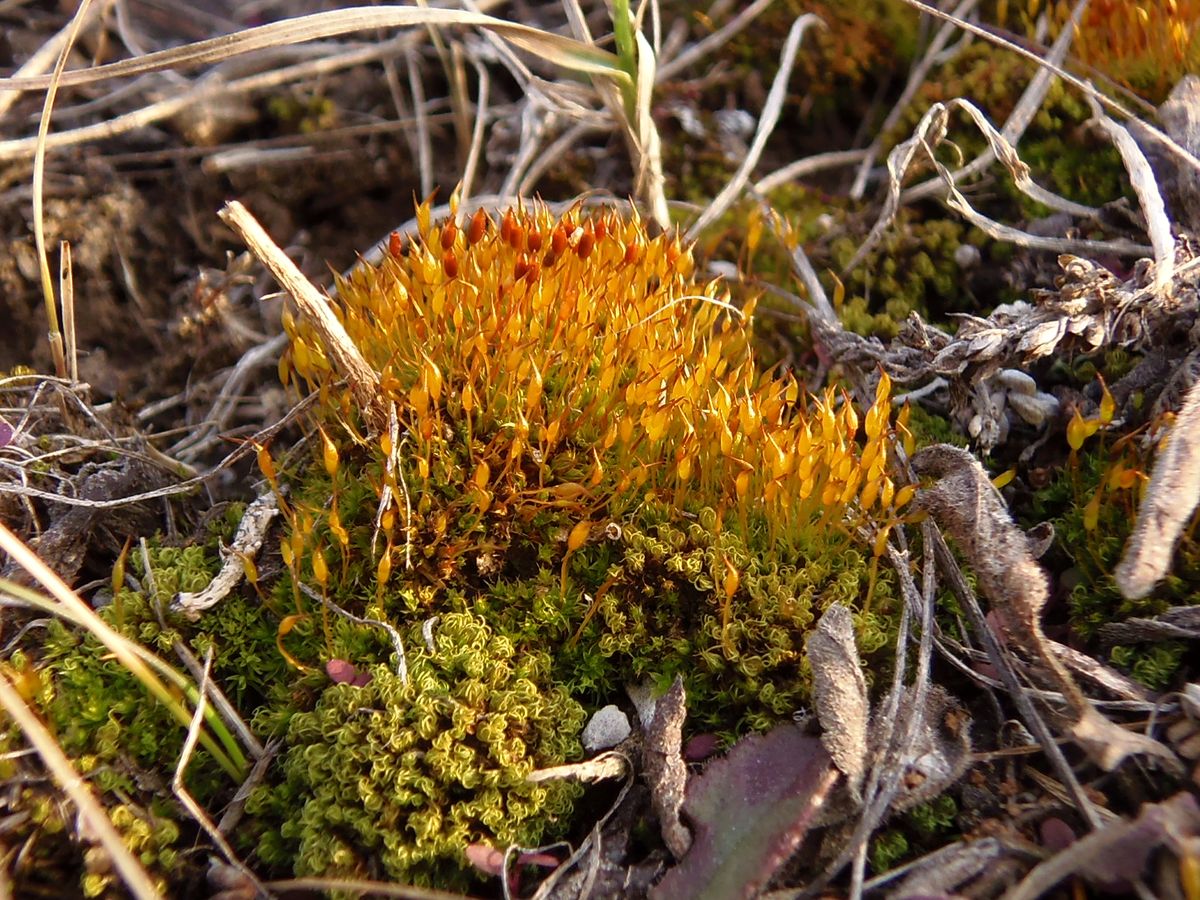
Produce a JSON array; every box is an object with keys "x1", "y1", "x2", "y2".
[
  {"x1": 218, "y1": 200, "x2": 387, "y2": 432},
  {"x1": 911, "y1": 444, "x2": 1180, "y2": 774},
  {"x1": 1115, "y1": 375, "x2": 1200, "y2": 599}
]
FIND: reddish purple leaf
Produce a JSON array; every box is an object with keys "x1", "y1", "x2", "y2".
[
  {"x1": 1039, "y1": 817, "x2": 1077, "y2": 852},
  {"x1": 465, "y1": 843, "x2": 505, "y2": 877},
  {"x1": 325, "y1": 659, "x2": 361, "y2": 685},
  {"x1": 684, "y1": 733, "x2": 721, "y2": 762},
  {"x1": 651, "y1": 724, "x2": 838, "y2": 900}
]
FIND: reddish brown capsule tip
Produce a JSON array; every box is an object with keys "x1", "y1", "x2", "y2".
[
  {"x1": 513, "y1": 256, "x2": 529, "y2": 281},
  {"x1": 593, "y1": 217, "x2": 608, "y2": 242},
  {"x1": 440, "y1": 222, "x2": 458, "y2": 251},
  {"x1": 388, "y1": 231, "x2": 403, "y2": 258},
  {"x1": 623, "y1": 242, "x2": 640, "y2": 265},
  {"x1": 468, "y1": 208, "x2": 487, "y2": 244},
  {"x1": 577, "y1": 230, "x2": 595, "y2": 259},
  {"x1": 666, "y1": 242, "x2": 681, "y2": 266},
  {"x1": 551, "y1": 225, "x2": 568, "y2": 256},
  {"x1": 442, "y1": 249, "x2": 459, "y2": 279},
  {"x1": 542, "y1": 250, "x2": 557, "y2": 269},
  {"x1": 500, "y1": 210, "x2": 516, "y2": 245},
  {"x1": 525, "y1": 261, "x2": 541, "y2": 283},
  {"x1": 527, "y1": 229, "x2": 544, "y2": 253}
]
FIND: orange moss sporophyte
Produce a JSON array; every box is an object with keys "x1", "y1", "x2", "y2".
[
  {"x1": 999, "y1": 0, "x2": 1198, "y2": 99},
  {"x1": 239, "y1": 201, "x2": 920, "y2": 884},
  {"x1": 275, "y1": 199, "x2": 912, "y2": 594}
]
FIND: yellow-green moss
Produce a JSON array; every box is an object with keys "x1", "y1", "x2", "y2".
[
  {"x1": 247, "y1": 611, "x2": 585, "y2": 888},
  {"x1": 254, "y1": 202, "x2": 912, "y2": 883}
]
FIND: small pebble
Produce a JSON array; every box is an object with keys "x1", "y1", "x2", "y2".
[
  {"x1": 954, "y1": 244, "x2": 982, "y2": 268},
  {"x1": 582, "y1": 705, "x2": 631, "y2": 753}
]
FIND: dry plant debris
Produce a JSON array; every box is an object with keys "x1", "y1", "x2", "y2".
[{"x1": 912, "y1": 444, "x2": 1179, "y2": 774}]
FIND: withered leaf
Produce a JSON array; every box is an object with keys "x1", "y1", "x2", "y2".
[
  {"x1": 806, "y1": 603, "x2": 868, "y2": 795},
  {"x1": 913, "y1": 444, "x2": 1178, "y2": 773},
  {"x1": 651, "y1": 724, "x2": 837, "y2": 900},
  {"x1": 642, "y1": 676, "x2": 691, "y2": 859}
]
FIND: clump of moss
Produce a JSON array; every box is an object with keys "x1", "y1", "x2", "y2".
[
  {"x1": 19, "y1": 543, "x2": 231, "y2": 895},
  {"x1": 828, "y1": 212, "x2": 989, "y2": 337},
  {"x1": 37, "y1": 546, "x2": 213, "y2": 779},
  {"x1": 261, "y1": 200, "x2": 912, "y2": 884},
  {"x1": 577, "y1": 506, "x2": 898, "y2": 733},
  {"x1": 990, "y1": 0, "x2": 1199, "y2": 103},
  {"x1": 248, "y1": 611, "x2": 585, "y2": 888}
]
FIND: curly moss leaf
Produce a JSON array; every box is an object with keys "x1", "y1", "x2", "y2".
[
  {"x1": 257, "y1": 611, "x2": 585, "y2": 888},
  {"x1": 651, "y1": 724, "x2": 838, "y2": 900}
]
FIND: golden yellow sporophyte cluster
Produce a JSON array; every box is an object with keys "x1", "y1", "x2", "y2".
[
  {"x1": 1006, "y1": 0, "x2": 1197, "y2": 96},
  {"x1": 277, "y1": 199, "x2": 912, "y2": 601}
]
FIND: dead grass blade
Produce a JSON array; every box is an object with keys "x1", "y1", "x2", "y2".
[
  {"x1": 31, "y1": 0, "x2": 98, "y2": 381},
  {"x1": 0, "y1": 524, "x2": 247, "y2": 781},
  {"x1": 406, "y1": 46, "x2": 434, "y2": 199},
  {"x1": 1116, "y1": 376, "x2": 1200, "y2": 599},
  {"x1": 218, "y1": 200, "x2": 386, "y2": 432},
  {"x1": 0, "y1": 670, "x2": 161, "y2": 900},
  {"x1": 1086, "y1": 95, "x2": 1177, "y2": 294},
  {"x1": 686, "y1": 14, "x2": 822, "y2": 239},
  {"x1": 849, "y1": 0, "x2": 978, "y2": 200},
  {"x1": 0, "y1": 0, "x2": 110, "y2": 120},
  {"x1": 172, "y1": 649, "x2": 268, "y2": 898},
  {"x1": 897, "y1": 0, "x2": 1088, "y2": 208},
  {"x1": 458, "y1": 56, "x2": 491, "y2": 212},
  {"x1": 846, "y1": 98, "x2": 1151, "y2": 277},
  {"x1": 633, "y1": 30, "x2": 669, "y2": 227},
  {"x1": 58, "y1": 241, "x2": 77, "y2": 384},
  {"x1": 912, "y1": 446, "x2": 1181, "y2": 775},
  {"x1": 0, "y1": 7, "x2": 628, "y2": 91},
  {"x1": 0, "y1": 35, "x2": 434, "y2": 162}
]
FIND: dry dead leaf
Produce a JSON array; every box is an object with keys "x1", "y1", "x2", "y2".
[
  {"x1": 1116, "y1": 375, "x2": 1200, "y2": 600},
  {"x1": 806, "y1": 603, "x2": 868, "y2": 795},
  {"x1": 912, "y1": 444, "x2": 1179, "y2": 773},
  {"x1": 642, "y1": 676, "x2": 691, "y2": 859}
]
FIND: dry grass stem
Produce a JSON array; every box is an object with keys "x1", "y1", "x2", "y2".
[
  {"x1": 218, "y1": 200, "x2": 386, "y2": 431},
  {"x1": 687, "y1": 14, "x2": 821, "y2": 239},
  {"x1": 407, "y1": 46, "x2": 434, "y2": 199},
  {"x1": 848, "y1": 97, "x2": 1152, "y2": 278},
  {"x1": 849, "y1": 0, "x2": 978, "y2": 200},
  {"x1": 58, "y1": 241, "x2": 77, "y2": 384},
  {"x1": 0, "y1": 0, "x2": 111, "y2": 120},
  {"x1": 1086, "y1": 96, "x2": 1177, "y2": 293},
  {"x1": 0, "y1": 524, "x2": 246, "y2": 779},
  {"x1": 297, "y1": 583, "x2": 409, "y2": 685},
  {"x1": 32, "y1": 0, "x2": 98, "y2": 380},
  {"x1": 0, "y1": 670, "x2": 160, "y2": 900},
  {"x1": 0, "y1": 35, "x2": 427, "y2": 162},
  {"x1": 898, "y1": 0, "x2": 1088, "y2": 208},
  {"x1": 896, "y1": 0, "x2": 1200, "y2": 179},
  {"x1": 754, "y1": 148, "x2": 867, "y2": 195},
  {"x1": 172, "y1": 649, "x2": 268, "y2": 898},
  {"x1": 0, "y1": 7, "x2": 625, "y2": 91},
  {"x1": 172, "y1": 641, "x2": 266, "y2": 760},
  {"x1": 633, "y1": 30, "x2": 670, "y2": 227},
  {"x1": 457, "y1": 56, "x2": 491, "y2": 211},
  {"x1": 1116, "y1": 377, "x2": 1200, "y2": 599}
]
